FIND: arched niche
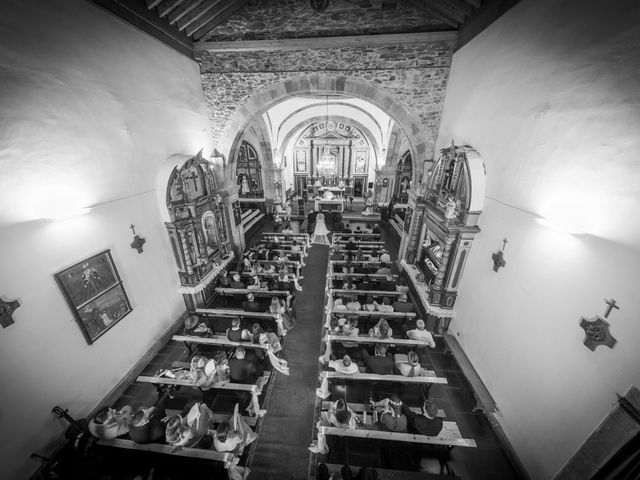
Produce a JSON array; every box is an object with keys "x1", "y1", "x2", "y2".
[{"x1": 220, "y1": 74, "x2": 427, "y2": 187}]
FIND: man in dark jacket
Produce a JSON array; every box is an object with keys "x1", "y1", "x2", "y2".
[
  {"x1": 392, "y1": 293, "x2": 414, "y2": 313},
  {"x1": 228, "y1": 346, "x2": 259, "y2": 384},
  {"x1": 401, "y1": 399, "x2": 444, "y2": 436},
  {"x1": 242, "y1": 293, "x2": 262, "y2": 312},
  {"x1": 360, "y1": 344, "x2": 395, "y2": 375}
]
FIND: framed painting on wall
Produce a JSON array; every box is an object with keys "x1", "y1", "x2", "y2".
[
  {"x1": 354, "y1": 151, "x2": 367, "y2": 174},
  {"x1": 295, "y1": 150, "x2": 307, "y2": 172},
  {"x1": 54, "y1": 250, "x2": 132, "y2": 344}
]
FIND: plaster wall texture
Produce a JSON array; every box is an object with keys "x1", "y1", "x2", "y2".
[
  {"x1": 0, "y1": 1, "x2": 211, "y2": 477},
  {"x1": 436, "y1": 0, "x2": 640, "y2": 478},
  {"x1": 199, "y1": 41, "x2": 454, "y2": 166},
  {"x1": 0, "y1": 0, "x2": 212, "y2": 228},
  {"x1": 201, "y1": 0, "x2": 448, "y2": 41}
]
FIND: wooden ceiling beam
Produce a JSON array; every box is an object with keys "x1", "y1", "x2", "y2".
[
  {"x1": 191, "y1": 0, "x2": 248, "y2": 40},
  {"x1": 156, "y1": 0, "x2": 187, "y2": 18},
  {"x1": 409, "y1": 0, "x2": 458, "y2": 25},
  {"x1": 463, "y1": 0, "x2": 482, "y2": 8},
  {"x1": 445, "y1": 0, "x2": 476, "y2": 17},
  {"x1": 145, "y1": 0, "x2": 164, "y2": 9},
  {"x1": 177, "y1": 0, "x2": 226, "y2": 32},
  {"x1": 424, "y1": 0, "x2": 467, "y2": 24},
  {"x1": 166, "y1": 0, "x2": 205, "y2": 24}
]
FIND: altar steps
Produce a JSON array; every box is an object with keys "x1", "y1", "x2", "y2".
[{"x1": 242, "y1": 208, "x2": 265, "y2": 233}]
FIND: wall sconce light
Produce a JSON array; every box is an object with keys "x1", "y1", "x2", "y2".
[
  {"x1": 491, "y1": 237, "x2": 508, "y2": 272},
  {"x1": 129, "y1": 224, "x2": 146, "y2": 254}
]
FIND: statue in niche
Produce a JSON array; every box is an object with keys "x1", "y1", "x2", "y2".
[
  {"x1": 444, "y1": 195, "x2": 457, "y2": 223},
  {"x1": 238, "y1": 174, "x2": 250, "y2": 196},
  {"x1": 169, "y1": 178, "x2": 184, "y2": 202}
]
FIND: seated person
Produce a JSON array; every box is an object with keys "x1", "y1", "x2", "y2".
[
  {"x1": 228, "y1": 346, "x2": 261, "y2": 384},
  {"x1": 355, "y1": 248, "x2": 364, "y2": 261},
  {"x1": 360, "y1": 275, "x2": 375, "y2": 291},
  {"x1": 345, "y1": 296, "x2": 361, "y2": 311},
  {"x1": 325, "y1": 354, "x2": 359, "y2": 375},
  {"x1": 369, "y1": 248, "x2": 380, "y2": 262},
  {"x1": 246, "y1": 275, "x2": 262, "y2": 290},
  {"x1": 360, "y1": 343, "x2": 394, "y2": 375},
  {"x1": 392, "y1": 293, "x2": 414, "y2": 312},
  {"x1": 342, "y1": 279, "x2": 357, "y2": 290},
  {"x1": 276, "y1": 252, "x2": 290, "y2": 263},
  {"x1": 230, "y1": 273, "x2": 245, "y2": 289},
  {"x1": 333, "y1": 298, "x2": 348, "y2": 312},
  {"x1": 291, "y1": 240, "x2": 301, "y2": 252},
  {"x1": 343, "y1": 224, "x2": 352, "y2": 234},
  {"x1": 375, "y1": 262, "x2": 392, "y2": 277},
  {"x1": 242, "y1": 293, "x2": 262, "y2": 312},
  {"x1": 372, "y1": 223, "x2": 381, "y2": 234},
  {"x1": 375, "y1": 296, "x2": 394, "y2": 312},
  {"x1": 370, "y1": 395, "x2": 408, "y2": 432},
  {"x1": 226, "y1": 317, "x2": 247, "y2": 342},
  {"x1": 263, "y1": 262, "x2": 276, "y2": 273},
  {"x1": 395, "y1": 277, "x2": 409, "y2": 294},
  {"x1": 362, "y1": 295, "x2": 377, "y2": 312},
  {"x1": 219, "y1": 269, "x2": 231, "y2": 288},
  {"x1": 345, "y1": 238, "x2": 357, "y2": 251},
  {"x1": 250, "y1": 323, "x2": 282, "y2": 353},
  {"x1": 213, "y1": 406, "x2": 258, "y2": 455},
  {"x1": 377, "y1": 272, "x2": 396, "y2": 291},
  {"x1": 323, "y1": 398, "x2": 356, "y2": 429},
  {"x1": 406, "y1": 319, "x2": 436, "y2": 348},
  {"x1": 258, "y1": 248, "x2": 270, "y2": 260},
  {"x1": 369, "y1": 318, "x2": 393, "y2": 339},
  {"x1": 243, "y1": 255, "x2": 252, "y2": 271},
  {"x1": 394, "y1": 350, "x2": 427, "y2": 377},
  {"x1": 379, "y1": 249, "x2": 391, "y2": 263},
  {"x1": 269, "y1": 296, "x2": 287, "y2": 315},
  {"x1": 403, "y1": 399, "x2": 444, "y2": 436},
  {"x1": 340, "y1": 318, "x2": 360, "y2": 349}
]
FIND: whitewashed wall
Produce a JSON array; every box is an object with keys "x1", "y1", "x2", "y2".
[
  {"x1": 436, "y1": 0, "x2": 640, "y2": 478},
  {"x1": 0, "y1": 1, "x2": 211, "y2": 478}
]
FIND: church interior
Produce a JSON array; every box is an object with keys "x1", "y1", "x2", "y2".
[{"x1": 1, "y1": 1, "x2": 639, "y2": 479}]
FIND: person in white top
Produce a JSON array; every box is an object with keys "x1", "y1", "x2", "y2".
[
  {"x1": 406, "y1": 319, "x2": 436, "y2": 348},
  {"x1": 326, "y1": 354, "x2": 359, "y2": 375},
  {"x1": 394, "y1": 351, "x2": 427, "y2": 377},
  {"x1": 346, "y1": 297, "x2": 361, "y2": 311},
  {"x1": 379, "y1": 250, "x2": 391, "y2": 263},
  {"x1": 333, "y1": 298, "x2": 348, "y2": 312}
]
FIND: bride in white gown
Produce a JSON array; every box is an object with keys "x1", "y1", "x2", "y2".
[{"x1": 312, "y1": 213, "x2": 330, "y2": 245}]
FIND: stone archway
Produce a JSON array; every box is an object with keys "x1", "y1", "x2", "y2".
[{"x1": 216, "y1": 74, "x2": 429, "y2": 186}]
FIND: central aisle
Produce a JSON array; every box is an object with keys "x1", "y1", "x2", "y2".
[{"x1": 249, "y1": 244, "x2": 329, "y2": 479}]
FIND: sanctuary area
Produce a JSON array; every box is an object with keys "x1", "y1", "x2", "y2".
[{"x1": 1, "y1": 1, "x2": 639, "y2": 480}]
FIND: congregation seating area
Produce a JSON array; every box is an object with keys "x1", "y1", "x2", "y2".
[{"x1": 307, "y1": 228, "x2": 484, "y2": 478}]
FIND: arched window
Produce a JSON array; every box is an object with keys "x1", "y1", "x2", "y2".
[{"x1": 236, "y1": 141, "x2": 263, "y2": 197}]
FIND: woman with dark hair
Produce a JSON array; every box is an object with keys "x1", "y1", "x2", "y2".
[{"x1": 327, "y1": 398, "x2": 356, "y2": 429}]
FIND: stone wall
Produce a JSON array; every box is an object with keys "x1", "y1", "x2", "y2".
[
  {"x1": 199, "y1": 38, "x2": 455, "y2": 168},
  {"x1": 201, "y1": 0, "x2": 448, "y2": 41}
]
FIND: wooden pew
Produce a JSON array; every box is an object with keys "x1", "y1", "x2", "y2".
[
  {"x1": 319, "y1": 424, "x2": 476, "y2": 448},
  {"x1": 331, "y1": 260, "x2": 384, "y2": 266},
  {"x1": 334, "y1": 239, "x2": 385, "y2": 246},
  {"x1": 326, "y1": 334, "x2": 429, "y2": 347},
  {"x1": 331, "y1": 289, "x2": 405, "y2": 296},
  {"x1": 321, "y1": 401, "x2": 446, "y2": 419},
  {"x1": 196, "y1": 308, "x2": 278, "y2": 319},
  {"x1": 136, "y1": 371, "x2": 272, "y2": 393},
  {"x1": 229, "y1": 271, "x2": 303, "y2": 280},
  {"x1": 173, "y1": 334, "x2": 269, "y2": 350},
  {"x1": 262, "y1": 232, "x2": 308, "y2": 240},
  {"x1": 164, "y1": 409, "x2": 258, "y2": 428},
  {"x1": 333, "y1": 233, "x2": 381, "y2": 238},
  {"x1": 330, "y1": 273, "x2": 396, "y2": 280},
  {"x1": 329, "y1": 309, "x2": 415, "y2": 318},
  {"x1": 323, "y1": 464, "x2": 460, "y2": 480},
  {"x1": 215, "y1": 287, "x2": 290, "y2": 296},
  {"x1": 97, "y1": 438, "x2": 234, "y2": 462},
  {"x1": 324, "y1": 371, "x2": 447, "y2": 384}
]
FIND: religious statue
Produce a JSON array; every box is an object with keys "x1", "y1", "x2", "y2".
[
  {"x1": 240, "y1": 175, "x2": 250, "y2": 195},
  {"x1": 444, "y1": 195, "x2": 457, "y2": 223}
]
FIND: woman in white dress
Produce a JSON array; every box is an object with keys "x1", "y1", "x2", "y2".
[{"x1": 312, "y1": 212, "x2": 330, "y2": 245}]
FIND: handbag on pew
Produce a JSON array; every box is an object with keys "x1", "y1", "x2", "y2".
[{"x1": 129, "y1": 388, "x2": 172, "y2": 444}]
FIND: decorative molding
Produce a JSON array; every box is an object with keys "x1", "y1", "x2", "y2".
[
  {"x1": 194, "y1": 31, "x2": 458, "y2": 54},
  {"x1": 177, "y1": 253, "x2": 235, "y2": 295}
]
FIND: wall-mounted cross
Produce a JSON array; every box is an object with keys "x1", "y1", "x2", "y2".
[
  {"x1": 604, "y1": 298, "x2": 620, "y2": 319},
  {"x1": 502, "y1": 238, "x2": 508, "y2": 251},
  {"x1": 130, "y1": 224, "x2": 137, "y2": 235}
]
